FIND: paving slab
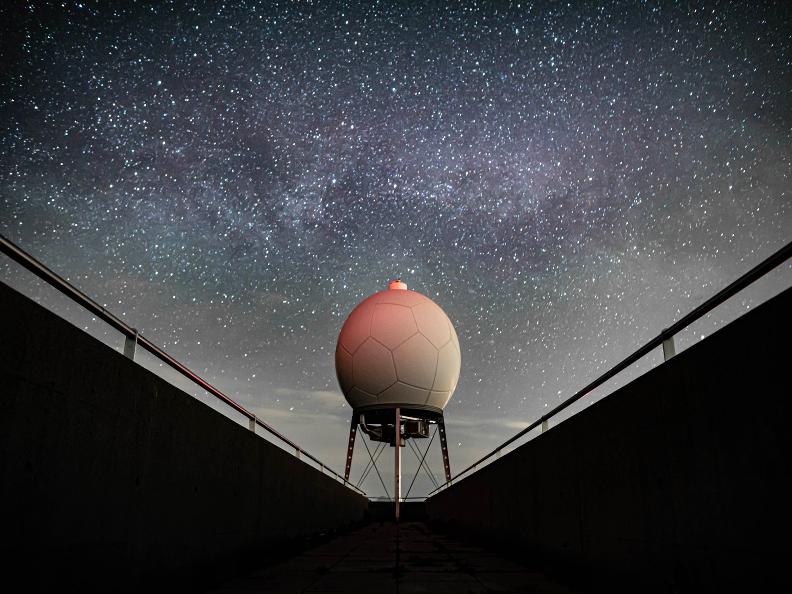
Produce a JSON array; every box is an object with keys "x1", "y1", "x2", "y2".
[{"x1": 209, "y1": 521, "x2": 576, "y2": 593}]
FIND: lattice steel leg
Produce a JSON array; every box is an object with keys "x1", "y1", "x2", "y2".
[
  {"x1": 437, "y1": 413, "x2": 452, "y2": 483},
  {"x1": 344, "y1": 412, "x2": 358, "y2": 482}
]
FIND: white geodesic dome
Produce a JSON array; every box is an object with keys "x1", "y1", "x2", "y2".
[{"x1": 335, "y1": 280, "x2": 461, "y2": 412}]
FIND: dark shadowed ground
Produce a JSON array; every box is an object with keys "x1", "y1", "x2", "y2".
[{"x1": 209, "y1": 521, "x2": 576, "y2": 593}]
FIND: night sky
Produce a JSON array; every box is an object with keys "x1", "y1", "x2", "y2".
[{"x1": 1, "y1": 1, "x2": 790, "y2": 497}]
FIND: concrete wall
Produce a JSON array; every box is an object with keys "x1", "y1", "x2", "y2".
[
  {"x1": 0, "y1": 282, "x2": 368, "y2": 592},
  {"x1": 428, "y1": 287, "x2": 791, "y2": 593}
]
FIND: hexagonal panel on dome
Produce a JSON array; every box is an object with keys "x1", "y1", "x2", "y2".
[
  {"x1": 432, "y1": 341, "x2": 460, "y2": 392},
  {"x1": 393, "y1": 333, "x2": 438, "y2": 389},
  {"x1": 374, "y1": 289, "x2": 427, "y2": 308},
  {"x1": 338, "y1": 297, "x2": 376, "y2": 354},
  {"x1": 346, "y1": 386, "x2": 376, "y2": 409},
  {"x1": 448, "y1": 318, "x2": 460, "y2": 350},
  {"x1": 378, "y1": 381, "x2": 430, "y2": 406},
  {"x1": 412, "y1": 301, "x2": 451, "y2": 348},
  {"x1": 335, "y1": 343, "x2": 353, "y2": 395},
  {"x1": 352, "y1": 337, "x2": 397, "y2": 395},
  {"x1": 427, "y1": 389, "x2": 452, "y2": 410},
  {"x1": 370, "y1": 303, "x2": 418, "y2": 349}
]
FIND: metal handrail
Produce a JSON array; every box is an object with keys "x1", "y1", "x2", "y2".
[
  {"x1": 428, "y1": 240, "x2": 792, "y2": 496},
  {"x1": 0, "y1": 234, "x2": 366, "y2": 496}
]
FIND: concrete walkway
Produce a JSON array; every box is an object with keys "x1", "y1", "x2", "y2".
[{"x1": 209, "y1": 521, "x2": 575, "y2": 593}]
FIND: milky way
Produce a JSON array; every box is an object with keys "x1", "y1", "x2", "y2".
[{"x1": 1, "y1": 1, "x2": 790, "y2": 495}]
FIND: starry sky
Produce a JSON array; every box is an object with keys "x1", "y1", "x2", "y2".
[{"x1": 1, "y1": 1, "x2": 791, "y2": 497}]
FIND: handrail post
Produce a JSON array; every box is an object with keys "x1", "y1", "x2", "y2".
[
  {"x1": 123, "y1": 329, "x2": 138, "y2": 360},
  {"x1": 662, "y1": 329, "x2": 676, "y2": 361},
  {"x1": 541, "y1": 419, "x2": 549, "y2": 433},
  {"x1": 248, "y1": 416, "x2": 256, "y2": 432}
]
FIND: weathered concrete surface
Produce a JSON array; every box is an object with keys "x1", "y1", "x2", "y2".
[
  {"x1": 428, "y1": 287, "x2": 792, "y2": 593},
  {"x1": 210, "y1": 521, "x2": 576, "y2": 593},
  {"x1": 0, "y1": 282, "x2": 368, "y2": 592}
]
